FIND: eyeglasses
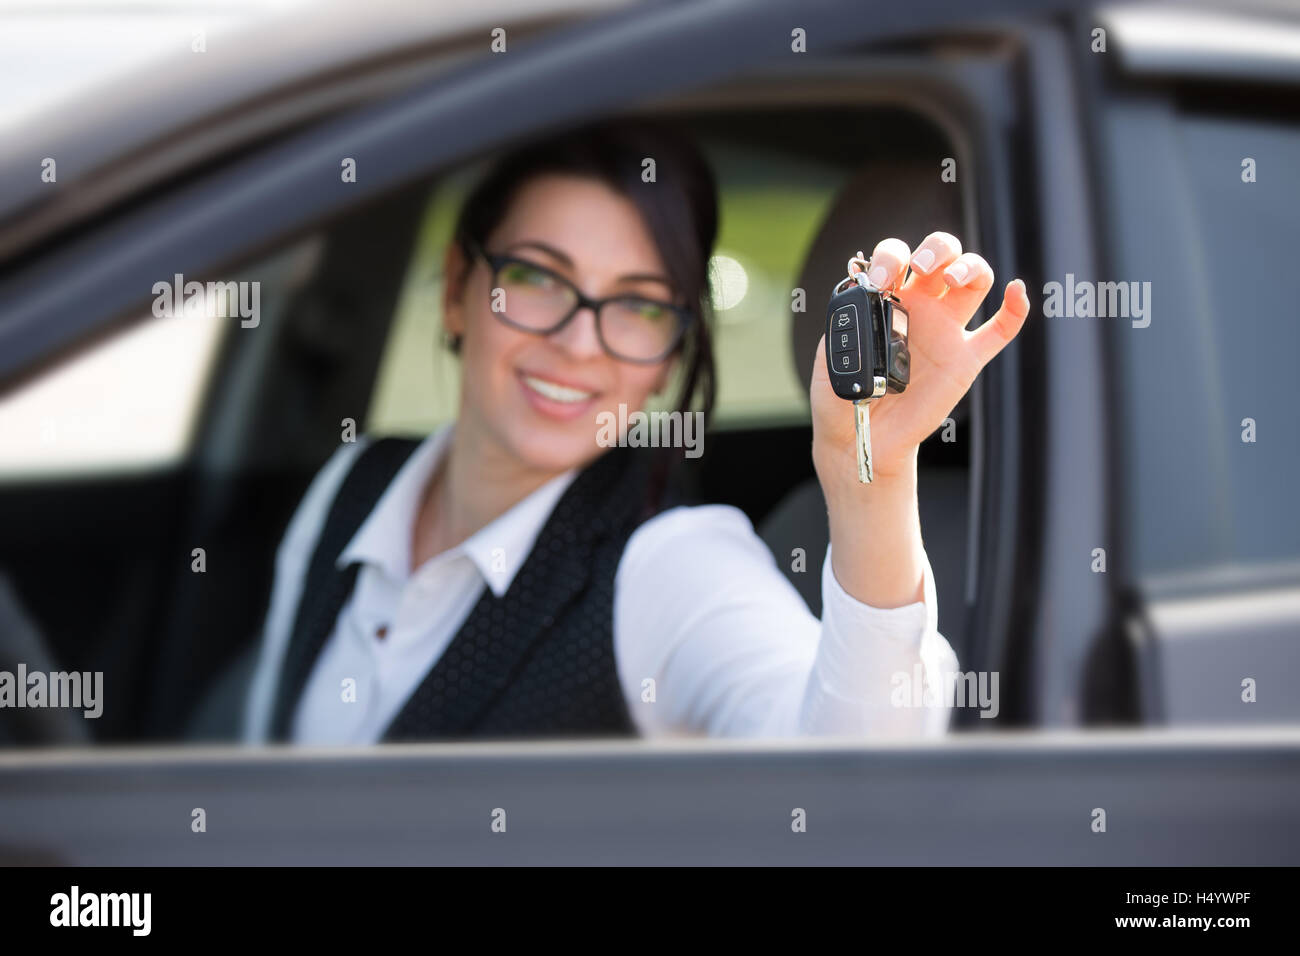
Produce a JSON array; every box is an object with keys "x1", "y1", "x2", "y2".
[{"x1": 462, "y1": 237, "x2": 694, "y2": 364}]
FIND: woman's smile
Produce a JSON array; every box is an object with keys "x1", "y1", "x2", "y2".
[{"x1": 516, "y1": 368, "x2": 602, "y2": 421}]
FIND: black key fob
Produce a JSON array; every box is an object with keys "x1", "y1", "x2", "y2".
[{"x1": 825, "y1": 281, "x2": 909, "y2": 400}]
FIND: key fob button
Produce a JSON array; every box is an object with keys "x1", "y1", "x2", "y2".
[
  {"x1": 835, "y1": 350, "x2": 860, "y2": 372},
  {"x1": 833, "y1": 330, "x2": 856, "y2": 353}
]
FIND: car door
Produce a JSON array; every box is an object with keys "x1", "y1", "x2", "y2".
[{"x1": 1079, "y1": 4, "x2": 1300, "y2": 726}]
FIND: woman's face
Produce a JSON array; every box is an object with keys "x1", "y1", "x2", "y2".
[{"x1": 444, "y1": 173, "x2": 679, "y2": 475}]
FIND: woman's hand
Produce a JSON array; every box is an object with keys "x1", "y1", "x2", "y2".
[
  {"x1": 811, "y1": 232, "x2": 1031, "y2": 486},
  {"x1": 809, "y1": 232, "x2": 1031, "y2": 610}
]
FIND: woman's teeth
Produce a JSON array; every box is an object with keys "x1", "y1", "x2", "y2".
[{"x1": 521, "y1": 374, "x2": 594, "y2": 404}]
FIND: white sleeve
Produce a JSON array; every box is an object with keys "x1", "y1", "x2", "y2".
[
  {"x1": 612, "y1": 504, "x2": 959, "y2": 739},
  {"x1": 240, "y1": 439, "x2": 368, "y2": 743}
]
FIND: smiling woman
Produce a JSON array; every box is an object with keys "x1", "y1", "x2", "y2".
[{"x1": 240, "y1": 117, "x2": 1028, "y2": 746}]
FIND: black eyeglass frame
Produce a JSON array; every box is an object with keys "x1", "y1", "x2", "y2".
[{"x1": 461, "y1": 236, "x2": 696, "y2": 365}]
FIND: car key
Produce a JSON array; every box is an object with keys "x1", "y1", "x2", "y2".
[{"x1": 825, "y1": 251, "x2": 911, "y2": 483}]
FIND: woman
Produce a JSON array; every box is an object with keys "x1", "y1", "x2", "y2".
[{"x1": 242, "y1": 119, "x2": 1031, "y2": 744}]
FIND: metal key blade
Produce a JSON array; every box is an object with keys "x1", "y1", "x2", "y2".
[{"x1": 854, "y1": 399, "x2": 873, "y2": 483}]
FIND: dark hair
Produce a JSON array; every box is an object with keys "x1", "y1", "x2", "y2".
[{"x1": 446, "y1": 118, "x2": 718, "y2": 507}]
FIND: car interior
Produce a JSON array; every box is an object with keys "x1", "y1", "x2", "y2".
[{"x1": 0, "y1": 99, "x2": 978, "y2": 746}]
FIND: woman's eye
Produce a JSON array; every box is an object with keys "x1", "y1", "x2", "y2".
[
  {"x1": 502, "y1": 263, "x2": 555, "y2": 288},
  {"x1": 629, "y1": 300, "x2": 668, "y2": 321}
]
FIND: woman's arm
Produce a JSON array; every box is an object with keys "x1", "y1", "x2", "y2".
[
  {"x1": 613, "y1": 232, "x2": 1027, "y2": 738},
  {"x1": 613, "y1": 504, "x2": 957, "y2": 738}
]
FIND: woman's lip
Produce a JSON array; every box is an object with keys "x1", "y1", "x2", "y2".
[
  {"x1": 516, "y1": 370, "x2": 600, "y2": 421},
  {"x1": 517, "y1": 368, "x2": 601, "y2": 395}
]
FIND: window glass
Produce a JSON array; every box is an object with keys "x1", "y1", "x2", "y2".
[
  {"x1": 1177, "y1": 111, "x2": 1300, "y2": 566},
  {"x1": 1114, "y1": 105, "x2": 1300, "y2": 575},
  {"x1": 0, "y1": 312, "x2": 228, "y2": 481}
]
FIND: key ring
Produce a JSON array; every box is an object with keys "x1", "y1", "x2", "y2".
[{"x1": 833, "y1": 250, "x2": 911, "y2": 301}]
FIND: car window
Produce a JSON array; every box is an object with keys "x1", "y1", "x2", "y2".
[
  {"x1": 1175, "y1": 109, "x2": 1300, "y2": 567},
  {"x1": 365, "y1": 142, "x2": 850, "y2": 435},
  {"x1": 0, "y1": 311, "x2": 229, "y2": 481},
  {"x1": 0, "y1": 236, "x2": 325, "y2": 482},
  {"x1": 1114, "y1": 102, "x2": 1300, "y2": 576}
]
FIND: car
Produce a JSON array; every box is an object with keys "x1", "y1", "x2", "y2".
[{"x1": 0, "y1": 0, "x2": 1297, "y2": 866}]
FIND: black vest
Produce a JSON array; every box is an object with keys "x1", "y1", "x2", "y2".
[{"x1": 268, "y1": 438, "x2": 671, "y2": 743}]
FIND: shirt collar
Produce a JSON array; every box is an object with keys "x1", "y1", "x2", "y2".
[
  {"x1": 337, "y1": 423, "x2": 579, "y2": 597},
  {"x1": 457, "y1": 470, "x2": 577, "y2": 596}
]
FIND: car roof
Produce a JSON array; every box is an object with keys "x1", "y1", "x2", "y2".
[{"x1": 6, "y1": 0, "x2": 1295, "y2": 262}]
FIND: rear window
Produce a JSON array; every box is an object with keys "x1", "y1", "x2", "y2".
[
  {"x1": 1109, "y1": 98, "x2": 1300, "y2": 577},
  {"x1": 1176, "y1": 110, "x2": 1300, "y2": 566}
]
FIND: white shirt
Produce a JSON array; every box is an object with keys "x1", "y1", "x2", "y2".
[{"x1": 242, "y1": 424, "x2": 959, "y2": 744}]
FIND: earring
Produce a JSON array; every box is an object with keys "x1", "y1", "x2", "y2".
[{"x1": 442, "y1": 331, "x2": 463, "y2": 352}]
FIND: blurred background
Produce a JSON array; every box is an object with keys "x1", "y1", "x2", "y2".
[{"x1": 0, "y1": 0, "x2": 1297, "y2": 751}]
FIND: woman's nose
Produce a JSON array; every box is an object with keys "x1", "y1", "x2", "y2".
[{"x1": 549, "y1": 303, "x2": 606, "y2": 359}]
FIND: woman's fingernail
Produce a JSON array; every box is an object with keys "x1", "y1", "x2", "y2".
[
  {"x1": 911, "y1": 248, "x2": 936, "y2": 274},
  {"x1": 868, "y1": 265, "x2": 889, "y2": 287},
  {"x1": 944, "y1": 262, "x2": 969, "y2": 285}
]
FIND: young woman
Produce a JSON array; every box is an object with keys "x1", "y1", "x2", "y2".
[{"x1": 242, "y1": 119, "x2": 1031, "y2": 745}]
